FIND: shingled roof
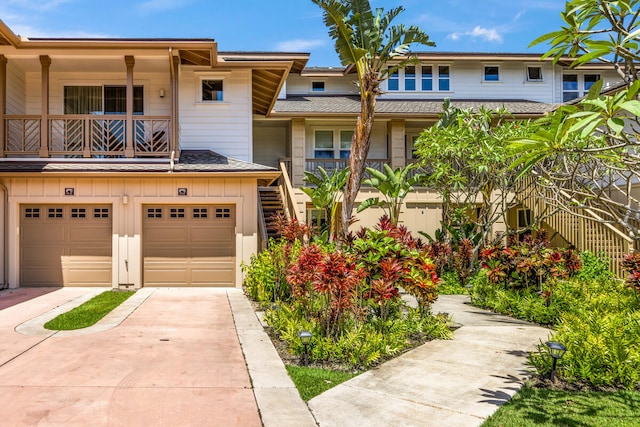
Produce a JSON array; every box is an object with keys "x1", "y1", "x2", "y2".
[
  {"x1": 0, "y1": 150, "x2": 277, "y2": 175},
  {"x1": 272, "y1": 96, "x2": 557, "y2": 117}
]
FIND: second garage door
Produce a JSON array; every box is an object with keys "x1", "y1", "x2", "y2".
[{"x1": 143, "y1": 205, "x2": 236, "y2": 287}]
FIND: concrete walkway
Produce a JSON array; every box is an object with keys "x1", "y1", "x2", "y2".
[{"x1": 308, "y1": 295, "x2": 551, "y2": 427}]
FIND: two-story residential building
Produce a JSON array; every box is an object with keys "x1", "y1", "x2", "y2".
[{"x1": 0, "y1": 19, "x2": 626, "y2": 289}]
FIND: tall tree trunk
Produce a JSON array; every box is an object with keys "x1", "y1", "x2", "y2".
[{"x1": 341, "y1": 72, "x2": 378, "y2": 238}]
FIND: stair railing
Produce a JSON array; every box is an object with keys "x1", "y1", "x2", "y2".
[
  {"x1": 279, "y1": 159, "x2": 302, "y2": 223},
  {"x1": 517, "y1": 174, "x2": 634, "y2": 277},
  {"x1": 257, "y1": 189, "x2": 269, "y2": 251}
]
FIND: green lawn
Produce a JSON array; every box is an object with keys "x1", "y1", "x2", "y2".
[
  {"x1": 482, "y1": 386, "x2": 640, "y2": 427},
  {"x1": 286, "y1": 365, "x2": 360, "y2": 401},
  {"x1": 44, "y1": 290, "x2": 134, "y2": 330}
]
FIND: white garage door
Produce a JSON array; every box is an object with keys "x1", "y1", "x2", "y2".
[
  {"x1": 143, "y1": 205, "x2": 236, "y2": 287},
  {"x1": 20, "y1": 205, "x2": 112, "y2": 287}
]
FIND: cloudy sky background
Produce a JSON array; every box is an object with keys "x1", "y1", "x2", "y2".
[{"x1": 0, "y1": 0, "x2": 567, "y2": 66}]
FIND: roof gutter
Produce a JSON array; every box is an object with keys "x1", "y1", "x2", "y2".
[{"x1": 0, "y1": 182, "x2": 8, "y2": 289}]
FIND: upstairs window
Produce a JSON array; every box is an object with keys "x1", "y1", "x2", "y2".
[
  {"x1": 339, "y1": 130, "x2": 353, "y2": 159},
  {"x1": 202, "y1": 79, "x2": 223, "y2": 101},
  {"x1": 314, "y1": 130, "x2": 334, "y2": 158},
  {"x1": 64, "y1": 85, "x2": 143, "y2": 114},
  {"x1": 421, "y1": 66, "x2": 433, "y2": 91},
  {"x1": 438, "y1": 66, "x2": 450, "y2": 91},
  {"x1": 526, "y1": 66, "x2": 543, "y2": 82},
  {"x1": 404, "y1": 66, "x2": 416, "y2": 91},
  {"x1": 313, "y1": 129, "x2": 353, "y2": 159},
  {"x1": 312, "y1": 81, "x2": 325, "y2": 92},
  {"x1": 388, "y1": 68, "x2": 399, "y2": 91},
  {"x1": 584, "y1": 74, "x2": 600, "y2": 92},
  {"x1": 484, "y1": 66, "x2": 500, "y2": 81}
]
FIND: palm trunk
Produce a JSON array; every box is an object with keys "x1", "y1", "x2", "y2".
[{"x1": 341, "y1": 72, "x2": 378, "y2": 238}]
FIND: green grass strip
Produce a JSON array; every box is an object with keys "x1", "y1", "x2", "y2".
[
  {"x1": 44, "y1": 290, "x2": 134, "y2": 330},
  {"x1": 286, "y1": 365, "x2": 360, "y2": 401},
  {"x1": 482, "y1": 386, "x2": 640, "y2": 427}
]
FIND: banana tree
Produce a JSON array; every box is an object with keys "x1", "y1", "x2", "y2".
[
  {"x1": 311, "y1": 0, "x2": 434, "y2": 238},
  {"x1": 301, "y1": 166, "x2": 350, "y2": 242},
  {"x1": 357, "y1": 163, "x2": 425, "y2": 225}
]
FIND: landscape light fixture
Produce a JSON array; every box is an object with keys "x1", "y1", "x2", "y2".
[
  {"x1": 545, "y1": 341, "x2": 567, "y2": 383},
  {"x1": 298, "y1": 330, "x2": 312, "y2": 366}
]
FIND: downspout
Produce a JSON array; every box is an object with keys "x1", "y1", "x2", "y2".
[{"x1": 0, "y1": 182, "x2": 8, "y2": 289}]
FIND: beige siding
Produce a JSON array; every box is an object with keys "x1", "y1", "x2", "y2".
[
  {"x1": 178, "y1": 68, "x2": 253, "y2": 161},
  {"x1": 253, "y1": 122, "x2": 288, "y2": 168},
  {"x1": 2, "y1": 176, "x2": 258, "y2": 289},
  {"x1": 304, "y1": 121, "x2": 388, "y2": 159},
  {"x1": 6, "y1": 61, "x2": 26, "y2": 114}
]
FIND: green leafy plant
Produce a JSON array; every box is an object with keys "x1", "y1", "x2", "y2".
[
  {"x1": 301, "y1": 166, "x2": 349, "y2": 242},
  {"x1": 357, "y1": 163, "x2": 425, "y2": 225}
]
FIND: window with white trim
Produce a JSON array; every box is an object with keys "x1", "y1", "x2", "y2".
[
  {"x1": 388, "y1": 68, "x2": 399, "y2": 91},
  {"x1": 421, "y1": 66, "x2": 433, "y2": 91},
  {"x1": 311, "y1": 81, "x2": 325, "y2": 92},
  {"x1": 562, "y1": 73, "x2": 600, "y2": 102},
  {"x1": 313, "y1": 129, "x2": 353, "y2": 159},
  {"x1": 404, "y1": 66, "x2": 416, "y2": 91},
  {"x1": 484, "y1": 66, "x2": 500, "y2": 82},
  {"x1": 201, "y1": 79, "x2": 223, "y2": 101},
  {"x1": 438, "y1": 66, "x2": 450, "y2": 91},
  {"x1": 526, "y1": 66, "x2": 543, "y2": 82}
]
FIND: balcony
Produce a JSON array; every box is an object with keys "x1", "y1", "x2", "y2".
[
  {"x1": 304, "y1": 158, "x2": 391, "y2": 182},
  {"x1": 3, "y1": 115, "x2": 171, "y2": 158}
]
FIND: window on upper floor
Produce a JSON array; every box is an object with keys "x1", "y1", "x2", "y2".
[
  {"x1": 438, "y1": 66, "x2": 450, "y2": 91},
  {"x1": 484, "y1": 66, "x2": 500, "y2": 82},
  {"x1": 202, "y1": 79, "x2": 223, "y2": 101},
  {"x1": 526, "y1": 66, "x2": 543, "y2": 82},
  {"x1": 312, "y1": 81, "x2": 325, "y2": 92},
  {"x1": 421, "y1": 66, "x2": 433, "y2": 91},
  {"x1": 388, "y1": 68, "x2": 399, "y2": 91},
  {"x1": 387, "y1": 65, "x2": 450, "y2": 92},
  {"x1": 405, "y1": 66, "x2": 416, "y2": 91},
  {"x1": 562, "y1": 73, "x2": 600, "y2": 102},
  {"x1": 64, "y1": 85, "x2": 144, "y2": 114}
]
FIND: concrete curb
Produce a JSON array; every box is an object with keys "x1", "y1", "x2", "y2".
[
  {"x1": 15, "y1": 288, "x2": 155, "y2": 337},
  {"x1": 227, "y1": 289, "x2": 317, "y2": 427}
]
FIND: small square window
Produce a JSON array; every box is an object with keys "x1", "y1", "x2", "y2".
[
  {"x1": 484, "y1": 66, "x2": 500, "y2": 81},
  {"x1": 311, "y1": 81, "x2": 325, "y2": 92},
  {"x1": 147, "y1": 208, "x2": 162, "y2": 218},
  {"x1": 193, "y1": 208, "x2": 208, "y2": 219},
  {"x1": 170, "y1": 208, "x2": 186, "y2": 218},
  {"x1": 71, "y1": 208, "x2": 86, "y2": 218},
  {"x1": 527, "y1": 66, "x2": 543, "y2": 81},
  {"x1": 215, "y1": 208, "x2": 231, "y2": 218},
  {"x1": 48, "y1": 208, "x2": 63, "y2": 218},
  {"x1": 202, "y1": 79, "x2": 223, "y2": 101},
  {"x1": 25, "y1": 208, "x2": 40, "y2": 218},
  {"x1": 94, "y1": 208, "x2": 109, "y2": 218},
  {"x1": 584, "y1": 74, "x2": 601, "y2": 91}
]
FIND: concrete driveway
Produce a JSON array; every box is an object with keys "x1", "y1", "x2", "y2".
[{"x1": 0, "y1": 287, "x2": 262, "y2": 427}]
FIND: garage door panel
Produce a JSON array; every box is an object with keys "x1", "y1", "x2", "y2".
[
  {"x1": 143, "y1": 205, "x2": 235, "y2": 287},
  {"x1": 21, "y1": 205, "x2": 112, "y2": 287}
]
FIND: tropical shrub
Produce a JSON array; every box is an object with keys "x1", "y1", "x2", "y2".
[{"x1": 621, "y1": 252, "x2": 640, "y2": 295}]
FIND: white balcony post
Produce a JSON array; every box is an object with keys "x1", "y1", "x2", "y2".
[
  {"x1": 0, "y1": 55, "x2": 6, "y2": 157},
  {"x1": 125, "y1": 55, "x2": 135, "y2": 158}
]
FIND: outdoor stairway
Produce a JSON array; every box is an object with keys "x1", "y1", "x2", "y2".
[{"x1": 258, "y1": 186, "x2": 285, "y2": 241}]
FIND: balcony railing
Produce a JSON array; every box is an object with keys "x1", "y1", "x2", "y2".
[
  {"x1": 3, "y1": 115, "x2": 171, "y2": 158},
  {"x1": 304, "y1": 158, "x2": 391, "y2": 183}
]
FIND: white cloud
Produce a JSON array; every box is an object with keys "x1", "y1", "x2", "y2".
[
  {"x1": 449, "y1": 26, "x2": 503, "y2": 43},
  {"x1": 276, "y1": 39, "x2": 325, "y2": 52},
  {"x1": 514, "y1": 10, "x2": 526, "y2": 21}
]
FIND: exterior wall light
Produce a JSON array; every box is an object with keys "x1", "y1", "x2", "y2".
[
  {"x1": 298, "y1": 330, "x2": 312, "y2": 366},
  {"x1": 545, "y1": 341, "x2": 567, "y2": 383}
]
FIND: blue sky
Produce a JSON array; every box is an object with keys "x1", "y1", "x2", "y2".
[{"x1": 0, "y1": 0, "x2": 567, "y2": 66}]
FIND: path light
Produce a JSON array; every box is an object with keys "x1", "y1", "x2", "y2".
[
  {"x1": 298, "y1": 330, "x2": 312, "y2": 366},
  {"x1": 545, "y1": 341, "x2": 567, "y2": 383}
]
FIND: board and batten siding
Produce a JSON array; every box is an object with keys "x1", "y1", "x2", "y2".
[
  {"x1": 178, "y1": 68, "x2": 253, "y2": 162},
  {"x1": 6, "y1": 61, "x2": 26, "y2": 115},
  {"x1": 24, "y1": 71, "x2": 171, "y2": 116},
  {"x1": 2, "y1": 176, "x2": 258, "y2": 289}
]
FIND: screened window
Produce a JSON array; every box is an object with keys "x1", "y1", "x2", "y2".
[
  {"x1": 312, "y1": 81, "x2": 325, "y2": 92},
  {"x1": 438, "y1": 66, "x2": 450, "y2": 91},
  {"x1": 421, "y1": 66, "x2": 433, "y2": 91},
  {"x1": 202, "y1": 79, "x2": 223, "y2": 101}
]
